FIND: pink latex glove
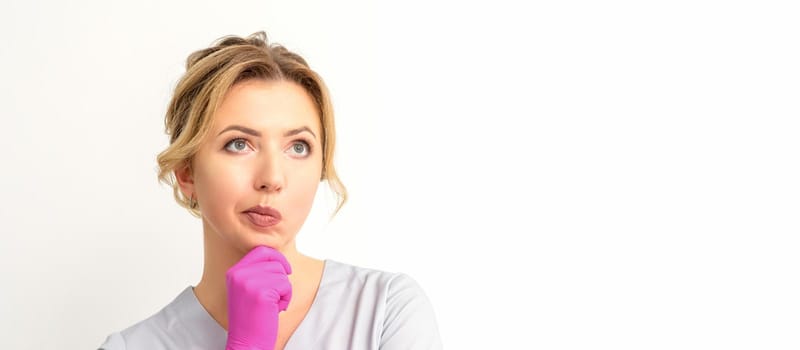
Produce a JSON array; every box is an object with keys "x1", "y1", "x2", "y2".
[{"x1": 225, "y1": 246, "x2": 293, "y2": 350}]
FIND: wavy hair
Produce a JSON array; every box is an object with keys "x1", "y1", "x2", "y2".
[{"x1": 156, "y1": 31, "x2": 347, "y2": 219}]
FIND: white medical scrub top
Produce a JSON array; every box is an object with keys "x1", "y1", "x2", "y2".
[{"x1": 97, "y1": 259, "x2": 443, "y2": 350}]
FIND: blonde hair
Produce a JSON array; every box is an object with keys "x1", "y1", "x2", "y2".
[{"x1": 156, "y1": 31, "x2": 347, "y2": 220}]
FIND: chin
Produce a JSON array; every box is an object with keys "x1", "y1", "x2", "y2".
[{"x1": 238, "y1": 232, "x2": 285, "y2": 250}]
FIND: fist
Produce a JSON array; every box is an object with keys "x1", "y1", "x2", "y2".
[{"x1": 225, "y1": 246, "x2": 293, "y2": 350}]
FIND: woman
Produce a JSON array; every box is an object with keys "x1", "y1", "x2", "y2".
[{"x1": 98, "y1": 32, "x2": 442, "y2": 350}]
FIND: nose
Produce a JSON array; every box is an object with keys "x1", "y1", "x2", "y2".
[{"x1": 254, "y1": 149, "x2": 285, "y2": 193}]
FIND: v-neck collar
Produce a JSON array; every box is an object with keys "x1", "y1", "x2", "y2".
[{"x1": 184, "y1": 259, "x2": 332, "y2": 349}]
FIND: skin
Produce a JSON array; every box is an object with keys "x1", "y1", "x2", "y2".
[{"x1": 175, "y1": 78, "x2": 326, "y2": 349}]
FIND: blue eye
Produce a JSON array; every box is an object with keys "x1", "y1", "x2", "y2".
[
  {"x1": 291, "y1": 141, "x2": 311, "y2": 156},
  {"x1": 224, "y1": 138, "x2": 250, "y2": 153}
]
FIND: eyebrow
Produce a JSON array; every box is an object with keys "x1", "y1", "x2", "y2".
[{"x1": 217, "y1": 125, "x2": 317, "y2": 139}]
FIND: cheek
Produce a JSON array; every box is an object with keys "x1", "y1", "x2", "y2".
[
  {"x1": 195, "y1": 160, "x2": 249, "y2": 212},
  {"x1": 194, "y1": 152, "x2": 322, "y2": 231},
  {"x1": 286, "y1": 169, "x2": 321, "y2": 218}
]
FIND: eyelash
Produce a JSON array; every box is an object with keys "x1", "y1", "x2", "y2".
[{"x1": 224, "y1": 137, "x2": 313, "y2": 156}]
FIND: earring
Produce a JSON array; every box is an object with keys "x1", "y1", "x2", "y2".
[{"x1": 189, "y1": 194, "x2": 197, "y2": 209}]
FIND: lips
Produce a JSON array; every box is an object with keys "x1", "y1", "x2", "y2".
[{"x1": 243, "y1": 205, "x2": 282, "y2": 228}]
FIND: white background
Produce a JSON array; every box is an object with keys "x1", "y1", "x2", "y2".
[{"x1": 1, "y1": 0, "x2": 798, "y2": 349}]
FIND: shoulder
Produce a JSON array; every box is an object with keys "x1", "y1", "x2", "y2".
[
  {"x1": 321, "y1": 260, "x2": 443, "y2": 349},
  {"x1": 380, "y1": 272, "x2": 442, "y2": 348},
  {"x1": 97, "y1": 313, "x2": 164, "y2": 350},
  {"x1": 97, "y1": 331, "x2": 126, "y2": 350},
  {"x1": 96, "y1": 305, "x2": 174, "y2": 350},
  {"x1": 323, "y1": 259, "x2": 423, "y2": 299},
  {"x1": 323, "y1": 259, "x2": 399, "y2": 285},
  {"x1": 97, "y1": 286, "x2": 225, "y2": 350},
  {"x1": 323, "y1": 259, "x2": 433, "y2": 303}
]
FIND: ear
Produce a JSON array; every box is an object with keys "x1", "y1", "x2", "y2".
[{"x1": 174, "y1": 163, "x2": 195, "y2": 200}]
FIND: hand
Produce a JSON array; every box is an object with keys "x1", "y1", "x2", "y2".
[{"x1": 225, "y1": 246, "x2": 293, "y2": 350}]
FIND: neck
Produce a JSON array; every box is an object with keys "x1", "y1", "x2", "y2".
[{"x1": 193, "y1": 219, "x2": 310, "y2": 331}]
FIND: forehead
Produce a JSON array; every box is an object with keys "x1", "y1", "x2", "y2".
[{"x1": 212, "y1": 79, "x2": 321, "y2": 133}]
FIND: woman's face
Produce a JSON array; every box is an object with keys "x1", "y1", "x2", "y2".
[{"x1": 177, "y1": 79, "x2": 323, "y2": 253}]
